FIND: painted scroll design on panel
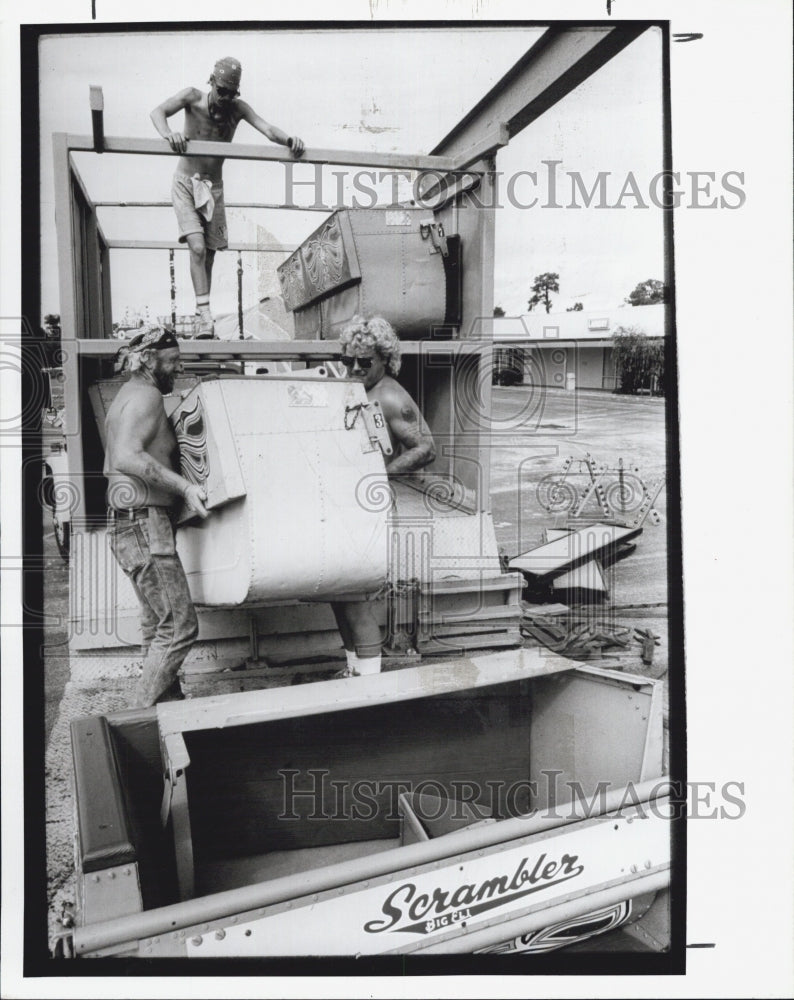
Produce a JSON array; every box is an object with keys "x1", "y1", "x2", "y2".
[
  {"x1": 301, "y1": 216, "x2": 349, "y2": 299},
  {"x1": 278, "y1": 253, "x2": 306, "y2": 310},
  {"x1": 174, "y1": 395, "x2": 210, "y2": 487},
  {"x1": 476, "y1": 899, "x2": 632, "y2": 954}
]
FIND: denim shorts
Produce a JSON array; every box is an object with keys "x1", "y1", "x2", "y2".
[{"x1": 171, "y1": 173, "x2": 228, "y2": 250}]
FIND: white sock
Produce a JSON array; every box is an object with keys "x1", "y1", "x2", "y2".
[
  {"x1": 355, "y1": 654, "x2": 381, "y2": 675},
  {"x1": 196, "y1": 295, "x2": 212, "y2": 319},
  {"x1": 345, "y1": 649, "x2": 360, "y2": 673}
]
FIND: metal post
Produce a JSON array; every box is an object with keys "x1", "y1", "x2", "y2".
[
  {"x1": 89, "y1": 86, "x2": 104, "y2": 153},
  {"x1": 169, "y1": 249, "x2": 176, "y2": 329},
  {"x1": 237, "y1": 250, "x2": 244, "y2": 339}
]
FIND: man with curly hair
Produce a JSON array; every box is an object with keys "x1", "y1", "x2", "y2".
[{"x1": 333, "y1": 316, "x2": 436, "y2": 676}]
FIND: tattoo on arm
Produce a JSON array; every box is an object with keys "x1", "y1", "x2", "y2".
[
  {"x1": 400, "y1": 404, "x2": 418, "y2": 424},
  {"x1": 139, "y1": 458, "x2": 187, "y2": 497}
]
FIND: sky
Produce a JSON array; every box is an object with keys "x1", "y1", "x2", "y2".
[{"x1": 38, "y1": 25, "x2": 664, "y2": 322}]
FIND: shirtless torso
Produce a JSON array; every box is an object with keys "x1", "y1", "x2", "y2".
[
  {"x1": 104, "y1": 348, "x2": 207, "y2": 515},
  {"x1": 166, "y1": 88, "x2": 243, "y2": 181},
  {"x1": 151, "y1": 84, "x2": 303, "y2": 182},
  {"x1": 366, "y1": 374, "x2": 436, "y2": 476},
  {"x1": 104, "y1": 382, "x2": 181, "y2": 508}
]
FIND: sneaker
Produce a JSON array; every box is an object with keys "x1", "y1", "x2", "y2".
[{"x1": 195, "y1": 313, "x2": 216, "y2": 339}]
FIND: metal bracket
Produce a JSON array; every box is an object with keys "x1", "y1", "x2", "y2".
[
  {"x1": 346, "y1": 401, "x2": 393, "y2": 456},
  {"x1": 419, "y1": 219, "x2": 449, "y2": 258}
]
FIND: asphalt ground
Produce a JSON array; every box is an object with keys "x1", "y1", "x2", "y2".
[
  {"x1": 40, "y1": 385, "x2": 673, "y2": 946},
  {"x1": 488, "y1": 385, "x2": 669, "y2": 607}
]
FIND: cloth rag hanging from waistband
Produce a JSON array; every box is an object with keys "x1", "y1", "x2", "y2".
[{"x1": 191, "y1": 174, "x2": 215, "y2": 222}]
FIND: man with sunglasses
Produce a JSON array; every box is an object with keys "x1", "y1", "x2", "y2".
[
  {"x1": 332, "y1": 316, "x2": 436, "y2": 677},
  {"x1": 151, "y1": 57, "x2": 305, "y2": 338},
  {"x1": 104, "y1": 326, "x2": 209, "y2": 707}
]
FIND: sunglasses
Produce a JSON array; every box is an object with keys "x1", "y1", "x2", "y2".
[
  {"x1": 339, "y1": 355, "x2": 375, "y2": 371},
  {"x1": 216, "y1": 85, "x2": 238, "y2": 98}
]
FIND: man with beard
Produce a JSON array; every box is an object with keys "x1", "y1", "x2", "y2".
[
  {"x1": 151, "y1": 57, "x2": 305, "y2": 338},
  {"x1": 104, "y1": 327, "x2": 209, "y2": 707}
]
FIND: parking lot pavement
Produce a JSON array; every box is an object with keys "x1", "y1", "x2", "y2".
[{"x1": 488, "y1": 387, "x2": 669, "y2": 608}]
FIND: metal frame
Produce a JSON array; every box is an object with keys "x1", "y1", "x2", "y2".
[
  {"x1": 53, "y1": 21, "x2": 651, "y2": 562},
  {"x1": 431, "y1": 24, "x2": 649, "y2": 157}
]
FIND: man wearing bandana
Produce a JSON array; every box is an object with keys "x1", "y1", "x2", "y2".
[
  {"x1": 151, "y1": 57, "x2": 305, "y2": 338},
  {"x1": 104, "y1": 327, "x2": 209, "y2": 706}
]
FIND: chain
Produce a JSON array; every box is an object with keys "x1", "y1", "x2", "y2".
[{"x1": 344, "y1": 403, "x2": 363, "y2": 430}]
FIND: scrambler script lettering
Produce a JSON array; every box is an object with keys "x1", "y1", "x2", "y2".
[{"x1": 364, "y1": 851, "x2": 585, "y2": 935}]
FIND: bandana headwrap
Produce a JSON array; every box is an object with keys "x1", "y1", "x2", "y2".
[{"x1": 114, "y1": 326, "x2": 180, "y2": 373}]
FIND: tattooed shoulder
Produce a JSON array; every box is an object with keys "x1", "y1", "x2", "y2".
[{"x1": 400, "y1": 404, "x2": 418, "y2": 423}]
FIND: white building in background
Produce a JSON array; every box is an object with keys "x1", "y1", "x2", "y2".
[{"x1": 492, "y1": 302, "x2": 666, "y2": 391}]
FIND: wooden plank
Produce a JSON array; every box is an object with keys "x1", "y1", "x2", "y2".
[
  {"x1": 522, "y1": 603, "x2": 570, "y2": 618},
  {"x1": 157, "y1": 646, "x2": 577, "y2": 738},
  {"x1": 421, "y1": 622, "x2": 522, "y2": 638},
  {"x1": 417, "y1": 632, "x2": 522, "y2": 654},
  {"x1": 509, "y1": 523, "x2": 642, "y2": 577},
  {"x1": 608, "y1": 604, "x2": 667, "y2": 619},
  {"x1": 65, "y1": 133, "x2": 459, "y2": 173},
  {"x1": 418, "y1": 604, "x2": 523, "y2": 625},
  {"x1": 422, "y1": 573, "x2": 523, "y2": 596}
]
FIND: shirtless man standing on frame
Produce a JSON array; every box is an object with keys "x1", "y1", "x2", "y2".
[{"x1": 151, "y1": 57, "x2": 305, "y2": 337}]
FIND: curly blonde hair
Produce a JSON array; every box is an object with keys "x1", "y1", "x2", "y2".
[{"x1": 339, "y1": 315, "x2": 401, "y2": 376}]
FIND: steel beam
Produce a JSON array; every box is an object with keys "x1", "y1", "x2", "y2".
[
  {"x1": 106, "y1": 239, "x2": 295, "y2": 253},
  {"x1": 52, "y1": 133, "x2": 89, "y2": 520},
  {"x1": 74, "y1": 339, "x2": 488, "y2": 359},
  {"x1": 431, "y1": 24, "x2": 649, "y2": 158},
  {"x1": 93, "y1": 200, "x2": 331, "y2": 211},
  {"x1": 65, "y1": 133, "x2": 459, "y2": 173},
  {"x1": 53, "y1": 135, "x2": 77, "y2": 342}
]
